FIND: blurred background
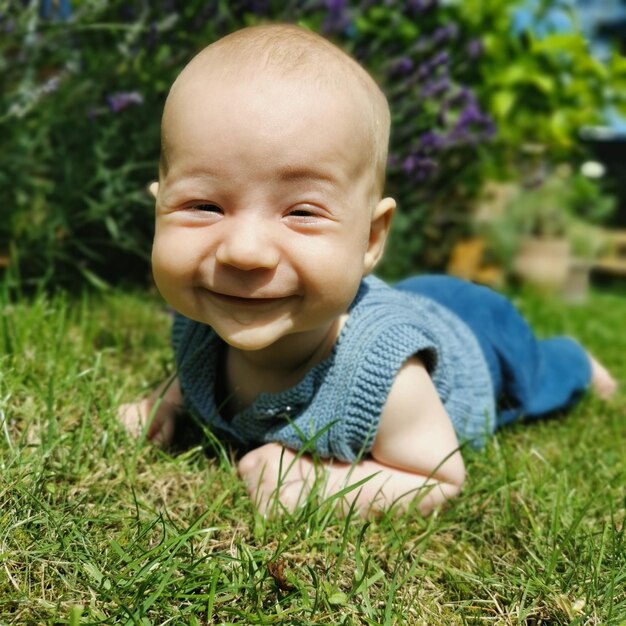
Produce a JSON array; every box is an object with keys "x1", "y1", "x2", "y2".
[{"x1": 2, "y1": 0, "x2": 626, "y2": 299}]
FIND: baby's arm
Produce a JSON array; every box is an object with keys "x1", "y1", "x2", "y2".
[
  {"x1": 238, "y1": 357, "x2": 465, "y2": 516},
  {"x1": 367, "y1": 356, "x2": 466, "y2": 512},
  {"x1": 118, "y1": 376, "x2": 182, "y2": 446}
]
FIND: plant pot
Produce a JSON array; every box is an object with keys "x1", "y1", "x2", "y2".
[
  {"x1": 513, "y1": 237, "x2": 571, "y2": 290},
  {"x1": 563, "y1": 258, "x2": 592, "y2": 303}
]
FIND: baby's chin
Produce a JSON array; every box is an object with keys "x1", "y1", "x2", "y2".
[{"x1": 214, "y1": 320, "x2": 297, "y2": 352}]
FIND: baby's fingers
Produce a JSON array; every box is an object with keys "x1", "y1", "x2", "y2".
[
  {"x1": 117, "y1": 399, "x2": 175, "y2": 447},
  {"x1": 238, "y1": 444, "x2": 313, "y2": 516},
  {"x1": 117, "y1": 400, "x2": 149, "y2": 437}
]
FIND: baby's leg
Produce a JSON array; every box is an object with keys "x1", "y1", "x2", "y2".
[
  {"x1": 397, "y1": 275, "x2": 610, "y2": 421},
  {"x1": 588, "y1": 353, "x2": 618, "y2": 400}
]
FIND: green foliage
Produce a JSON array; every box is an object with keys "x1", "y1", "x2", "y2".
[
  {"x1": 1, "y1": 0, "x2": 624, "y2": 288},
  {"x1": 455, "y1": 0, "x2": 626, "y2": 166},
  {"x1": 0, "y1": 0, "x2": 497, "y2": 287}
]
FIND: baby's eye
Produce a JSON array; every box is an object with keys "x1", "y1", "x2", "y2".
[
  {"x1": 288, "y1": 208, "x2": 315, "y2": 217},
  {"x1": 192, "y1": 203, "x2": 222, "y2": 213}
]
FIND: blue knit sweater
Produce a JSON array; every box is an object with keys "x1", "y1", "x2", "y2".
[{"x1": 172, "y1": 275, "x2": 496, "y2": 462}]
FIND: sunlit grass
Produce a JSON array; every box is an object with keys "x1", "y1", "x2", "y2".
[{"x1": 1, "y1": 280, "x2": 624, "y2": 624}]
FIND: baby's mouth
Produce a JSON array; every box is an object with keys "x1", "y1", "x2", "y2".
[{"x1": 207, "y1": 290, "x2": 289, "y2": 306}]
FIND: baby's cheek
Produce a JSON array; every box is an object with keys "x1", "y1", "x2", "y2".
[{"x1": 152, "y1": 232, "x2": 195, "y2": 279}]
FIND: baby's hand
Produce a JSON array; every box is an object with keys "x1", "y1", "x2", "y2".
[
  {"x1": 117, "y1": 399, "x2": 176, "y2": 446},
  {"x1": 237, "y1": 443, "x2": 320, "y2": 516},
  {"x1": 118, "y1": 399, "x2": 150, "y2": 438},
  {"x1": 237, "y1": 444, "x2": 376, "y2": 517},
  {"x1": 118, "y1": 377, "x2": 182, "y2": 447}
]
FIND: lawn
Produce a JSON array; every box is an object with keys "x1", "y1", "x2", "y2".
[{"x1": 0, "y1": 279, "x2": 624, "y2": 625}]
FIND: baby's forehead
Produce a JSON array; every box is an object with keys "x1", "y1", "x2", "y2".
[
  {"x1": 176, "y1": 48, "x2": 364, "y2": 107},
  {"x1": 188, "y1": 25, "x2": 360, "y2": 81},
  {"x1": 164, "y1": 54, "x2": 375, "y2": 153},
  {"x1": 168, "y1": 25, "x2": 381, "y2": 118}
]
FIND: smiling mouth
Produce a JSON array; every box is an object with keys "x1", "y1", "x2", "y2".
[{"x1": 207, "y1": 290, "x2": 289, "y2": 306}]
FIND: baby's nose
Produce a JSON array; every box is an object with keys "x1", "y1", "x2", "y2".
[{"x1": 215, "y1": 219, "x2": 280, "y2": 271}]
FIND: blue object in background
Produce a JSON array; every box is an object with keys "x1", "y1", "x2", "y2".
[
  {"x1": 575, "y1": 0, "x2": 626, "y2": 134},
  {"x1": 511, "y1": 0, "x2": 577, "y2": 37},
  {"x1": 576, "y1": 0, "x2": 626, "y2": 61},
  {"x1": 40, "y1": 0, "x2": 72, "y2": 21}
]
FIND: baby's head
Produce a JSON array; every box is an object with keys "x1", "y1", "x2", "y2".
[{"x1": 151, "y1": 24, "x2": 396, "y2": 351}]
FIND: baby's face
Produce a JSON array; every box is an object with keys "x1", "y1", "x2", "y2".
[{"x1": 151, "y1": 71, "x2": 393, "y2": 351}]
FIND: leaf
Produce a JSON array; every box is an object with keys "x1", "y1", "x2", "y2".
[
  {"x1": 532, "y1": 33, "x2": 586, "y2": 57},
  {"x1": 327, "y1": 591, "x2": 348, "y2": 606},
  {"x1": 529, "y1": 74, "x2": 555, "y2": 95},
  {"x1": 78, "y1": 266, "x2": 111, "y2": 291},
  {"x1": 492, "y1": 90, "x2": 516, "y2": 118},
  {"x1": 549, "y1": 110, "x2": 572, "y2": 146},
  {"x1": 105, "y1": 216, "x2": 119, "y2": 240}
]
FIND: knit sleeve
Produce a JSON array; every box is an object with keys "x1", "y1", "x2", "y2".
[{"x1": 324, "y1": 323, "x2": 442, "y2": 462}]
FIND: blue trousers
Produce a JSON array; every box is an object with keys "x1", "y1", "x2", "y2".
[{"x1": 395, "y1": 275, "x2": 592, "y2": 427}]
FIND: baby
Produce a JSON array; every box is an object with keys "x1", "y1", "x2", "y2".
[{"x1": 120, "y1": 23, "x2": 617, "y2": 517}]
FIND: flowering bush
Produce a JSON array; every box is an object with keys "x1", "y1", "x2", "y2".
[
  {"x1": 0, "y1": 0, "x2": 499, "y2": 287},
  {"x1": 1, "y1": 0, "x2": 621, "y2": 288}
]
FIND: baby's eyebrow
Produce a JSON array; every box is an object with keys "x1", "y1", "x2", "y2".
[{"x1": 276, "y1": 166, "x2": 338, "y2": 186}]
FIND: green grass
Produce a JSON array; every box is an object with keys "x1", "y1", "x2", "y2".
[{"x1": 0, "y1": 280, "x2": 625, "y2": 625}]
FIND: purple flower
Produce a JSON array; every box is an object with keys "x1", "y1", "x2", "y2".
[
  {"x1": 405, "y1": 0, "x2": 438, "y2": 15},
  {"x1": 420, "y1": 77, "x2": 451, "y2": 100},
  {"x1": 430, "y1": 51, "x2": 449, "y2": 68},
  {"x1": 403, "y1": 155, "x2": 439, "y2": 181},
  {"x1": 466, "y1": 38, "x2": 483, "y2": 60},
  {"x1": 390, "y1": 56, "x2": 414, "y2": 76},
  {"x1": 458, "y1": 102, "x2": 488, "y2": 126},
  {"x1": 448, "y1": 87, "x2": 474, "y2": 108},
  {"x1": 418, "y1": 131, "x2": 445, "y2": 153},
  {"x1": 417, "y1": 62, "x2": 431, "y2": 81},
  {"x1": 325, "y1": 0, "x2": 347, "y2": 10},
  {"x1": 432, "y1": 23, "x2": 459, "y2": 45},
  {"x1": 107, "y1": 91, "x2": 144, "y2": 113},
  {"x1": 417, "y1": 52, "x2": 449, "y2": 81},
  {"x1": 445, "y1": 101, "x2": 496, "y2": 146},
  {"x1": 322, "y1": 0, "x2": 352, "y2": 35}
]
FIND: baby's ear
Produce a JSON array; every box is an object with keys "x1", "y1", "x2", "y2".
[
  {"x1": 364, "y1": 197, "x2": 396, "y2": 274},
  {"x1": 148, "y1": 181, "x2": 159, "y2": 198}
]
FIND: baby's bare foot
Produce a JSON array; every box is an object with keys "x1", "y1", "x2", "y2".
[{"x1": 588, "y1": 354, "x2": 618, "y2": 400}]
